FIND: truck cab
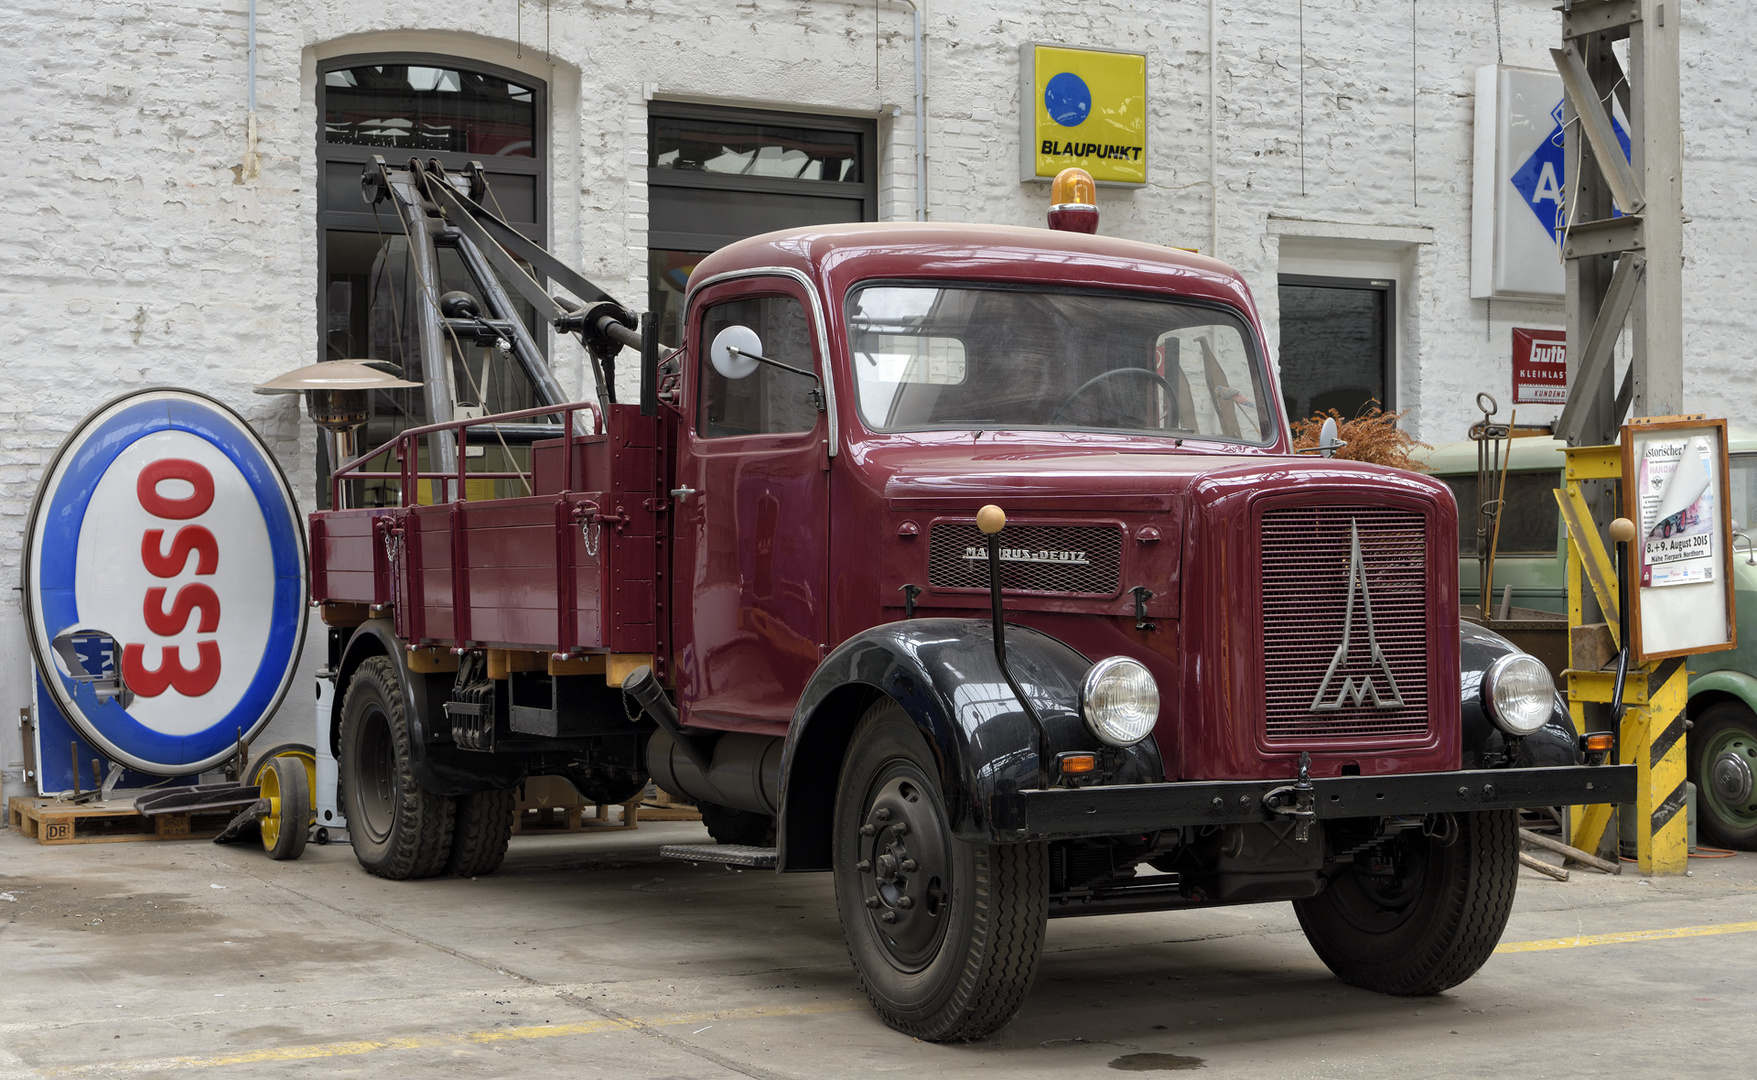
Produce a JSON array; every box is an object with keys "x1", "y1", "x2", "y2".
[{"x1": 309, "y1": 175, "x2": 1630, "y2": 1043}]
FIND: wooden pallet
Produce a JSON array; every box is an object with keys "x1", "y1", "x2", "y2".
[
  {"x1": 7, "y1": 796, "x2": 233, "y2": 846},
  {"x1": 510, "y1": 777, "x2": 702, "y2": 835},
  {"x1": 513, "y1": 800, "x2": 639, "y2": 834}
]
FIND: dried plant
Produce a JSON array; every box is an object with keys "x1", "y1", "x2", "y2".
[{"x1": 1289, "y1": 402, "x2": 1431, "y2": 473}]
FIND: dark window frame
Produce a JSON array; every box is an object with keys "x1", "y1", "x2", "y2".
[
  {"x1": 646, "y1": 101, "x2": 878, "y2": 252},
  {"x1": 1276, "y1": 273, "x2": 1398, "y2": 419},
  {"x1": 316, "y1": 52, "x2": 548, "y2": 364}
]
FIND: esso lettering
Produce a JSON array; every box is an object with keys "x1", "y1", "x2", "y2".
[{"x1": 125, "y1": 458, "x2": 221, "y2": 698}]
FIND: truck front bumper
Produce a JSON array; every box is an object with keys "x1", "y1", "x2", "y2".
[{"x1": 996, "y1": 764, "x2": 1637, "y2": 841}]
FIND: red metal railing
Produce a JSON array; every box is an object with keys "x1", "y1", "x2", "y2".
[{"x1": 329, "y1": 400, "x2": 602, "y2": 509}]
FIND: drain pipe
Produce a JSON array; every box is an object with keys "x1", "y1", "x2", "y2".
[
  {"x1": 1208, "y1": 0, "x2": 1218, "y2": 256},
  {"x1": 242, "y1": 0, "x2": 261, "y2": 181},
  {"x1": 888, "y1": 0, "x2": 927, "y2": 221}
]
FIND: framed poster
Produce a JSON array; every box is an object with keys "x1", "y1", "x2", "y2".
[{"x1": 1622, "y1": 416, "x2": 1737, "y2": 662}]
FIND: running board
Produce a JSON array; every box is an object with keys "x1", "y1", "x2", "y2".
[{"x1": 659, "y1": 844, "x2": 777, "y2": 869}]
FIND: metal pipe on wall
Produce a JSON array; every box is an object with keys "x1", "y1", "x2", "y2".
[
  {"x1": 886, "y1": 0, "x2": 927, "y2": 222},
  {"x1": 1209, "y1": 0, "x2": 1219, "y2": 258},
  {"x1": 247, "y1": 0, "x2": 256, "y2": 113}
]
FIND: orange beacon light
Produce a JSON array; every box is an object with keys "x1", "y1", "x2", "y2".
[{"x1": 1047, "y1": 167, "x2": 1099, "y2": 234}]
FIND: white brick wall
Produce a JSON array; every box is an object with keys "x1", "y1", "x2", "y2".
[{"x1": 2, "y1": 0, "x2": 1753, "y2": 803}]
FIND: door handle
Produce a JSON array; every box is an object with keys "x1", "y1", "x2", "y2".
[{"x1": 670, "y1": 486, "x2": 698, "y2": 502}]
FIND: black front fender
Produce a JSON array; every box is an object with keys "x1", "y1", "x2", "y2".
[
  {"x1": 1460, "y1": 621, "x2": 1580, "y2": 769},
  {"x1": 776, "y1": 618, "x2": 1162, "y2": 871}
]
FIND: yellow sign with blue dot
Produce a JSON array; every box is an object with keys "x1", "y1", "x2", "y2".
[{"x1": 1021, "y1": 43, "x2": 1147, "y2": 185}]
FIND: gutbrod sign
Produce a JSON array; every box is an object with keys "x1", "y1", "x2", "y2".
[{"x1": 24, "y1": 389, "x2": 307, "y2": 775}]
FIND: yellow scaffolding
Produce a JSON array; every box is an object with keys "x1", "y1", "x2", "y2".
[{"x1": 1558, "y1": 445, "x2": 1689, "y2": 875}]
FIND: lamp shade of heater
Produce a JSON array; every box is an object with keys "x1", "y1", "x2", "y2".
[{"x1": 254, "y1": 361, "x2": 420, "y2": 432}]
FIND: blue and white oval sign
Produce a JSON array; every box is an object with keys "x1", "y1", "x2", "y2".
[{"x1": 24, "y1": 389, "x2": 308, "y2": 775}]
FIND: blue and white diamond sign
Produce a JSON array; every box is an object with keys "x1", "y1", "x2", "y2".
[
  {"x1": 1471, "y1": 65, "x2": 1632, "y2": 300},
  {"x1": 1509, "y1": 101, "x2": 1631, "y2": 244}
]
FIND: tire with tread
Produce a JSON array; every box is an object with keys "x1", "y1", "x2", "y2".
[
  {"x1": 340, "y1": 656, "x2": 456, "y2": 880},
  {"x1": 448, "y1": 788, "x2": 516, "y2": 877},
  {"x1": 832, "y1": 700, "x2": 1047, "y2": 1042},
  {"x1": 1687, "y1": 701, "x2": 1757, "y2": 850},
  {"x1": 1295, "y1": 809, "x2": 1518, "y2": 995}
]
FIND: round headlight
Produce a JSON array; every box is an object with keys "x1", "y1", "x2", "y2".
[
  {"x1": 1481, "y1": 653, "x2": 1556, "y2": 736},
  {"x1": 1082, "y1": 657, "x2": 1159, "y2": 747}
]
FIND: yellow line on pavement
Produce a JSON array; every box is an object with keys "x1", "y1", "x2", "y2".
[
  {"x1": 49, "y1": 1001, "x2": 859, "y2": 1074},
  {"x1": 1496, "y1": 919, "x2": 1757, "y2": 953}
]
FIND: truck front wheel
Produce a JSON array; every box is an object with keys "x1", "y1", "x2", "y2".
[
  {"x1": 1687, "y1": 701, "x2": 1757, "y2": 849},
  {"x1": 1294, "y1": 809, "x2": 1518, "y2": 995},
  {"x1": 832, "y1": 700, "x2": 1047, "y2": 1042},
  {"x1": 339, "y1": 656, "x2": 456, "y2": 880}
]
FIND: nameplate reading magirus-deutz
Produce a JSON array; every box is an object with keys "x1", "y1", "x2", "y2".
[{"x1": 961, "y1": 546, "x2": 1090, "y2": 565}]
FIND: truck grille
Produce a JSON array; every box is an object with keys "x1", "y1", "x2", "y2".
[
  {"x1": 928, "y1": 523, "x2": 1122, "y2": 595},
  {"x1": 1260, "y1": 507, "x2": 1429, "y2": 740}
]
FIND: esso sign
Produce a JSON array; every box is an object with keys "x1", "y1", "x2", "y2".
[{"x1": 24, "y1": 389, "x2": 308, "y2": 774}]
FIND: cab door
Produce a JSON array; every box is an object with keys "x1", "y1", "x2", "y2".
[{"x1": 670, "y1": 277, "x2": 830, "y2": 733}]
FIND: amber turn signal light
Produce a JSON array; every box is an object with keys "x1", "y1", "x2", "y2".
[
  {"x1": 1057, "y1": 752, "x2": 1098, "y2": 775},
  {"x1": 1581, "y1": 732, "x2": 1615, "y2": 753}
]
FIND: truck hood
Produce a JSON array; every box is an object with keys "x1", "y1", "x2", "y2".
[{"x1": 866, "y1": 438, "x2": 1450, "y2": 512}]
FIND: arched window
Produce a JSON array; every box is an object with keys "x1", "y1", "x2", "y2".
[{"x1": 315, "y1": 55, "x2": 547, "y2": 506}]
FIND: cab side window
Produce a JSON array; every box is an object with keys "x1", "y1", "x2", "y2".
[{"x1": 698, "y1": 294, "x2": 818, "y2": 438}]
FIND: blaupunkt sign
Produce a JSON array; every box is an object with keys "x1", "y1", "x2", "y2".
[{"x1": 1021, "y1": 43, "x2": 1147, "y2": 185}]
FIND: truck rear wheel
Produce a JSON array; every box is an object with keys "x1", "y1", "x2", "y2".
[
  {"x1": 340, "y1": 656, "x2": 456, "y2": 880},
  {"x1": 447, "y1": 788, "x2": 515, "y2": 877},
  {"x1": 832, "y1": 700, "x2": 1047, "y2": 1042},
  {"x1": 1294, "y1": 809, "x2": 1518, "y2": 995}
]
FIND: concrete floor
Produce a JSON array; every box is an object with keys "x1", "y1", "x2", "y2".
[{"x1": 2, "y1": 818, "x2": 1754, "y2": 1080}]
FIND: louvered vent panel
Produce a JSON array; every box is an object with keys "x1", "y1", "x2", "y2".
[{"x1": 1260, "y1": 507, "x2": 1430, "y2": 740}]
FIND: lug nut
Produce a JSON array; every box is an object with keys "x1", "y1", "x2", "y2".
[
  {"x1": 893, "y1": 822, "x2": 908, "y2": 835},
  {"x1": 860, "y1": 824, "x2": 875, "y2": 836},
  {"x1": 901, "y1": 859, "x2": 917, "y2": 873},
  {"x1": 855, "y1": 860, "x2": 870, "y2": 872},
  {"x1": 865, "y1": 896, "x2": 880, "y2": 909},
  {"x1": 875, "y1": 807, "x2": 892, "y2": 821},
  {"x1": 898, "y1": 896, "x2": 915, "y2": 909},
  {"x1": 880, "y1": 911, "x2": 897, "y2": 924}
]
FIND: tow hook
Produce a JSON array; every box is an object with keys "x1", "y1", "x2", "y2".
[{"x1": 1262, "y1": 751, "x2": 1318, "y2": 841}]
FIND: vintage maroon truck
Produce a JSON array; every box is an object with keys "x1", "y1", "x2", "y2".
[{"x1": 309, "y1": 166, "x2": 1632, "y2": 1040}]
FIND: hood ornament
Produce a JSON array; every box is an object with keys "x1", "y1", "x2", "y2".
[{"x1": 1310, "y1": 521, "x2": 1405, "y2": 712}]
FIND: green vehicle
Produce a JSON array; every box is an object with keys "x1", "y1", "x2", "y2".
[{"x1": 1418, "y1": 432, "x2": 1757, "y2": 849}]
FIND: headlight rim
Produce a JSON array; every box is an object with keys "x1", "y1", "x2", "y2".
[
  {"x1": 1480, "y1": 652, "x2": 1556, "y2": 737},
  {"x1": 1081, "y1": 655, "x2": 1159, "y2": 748}
]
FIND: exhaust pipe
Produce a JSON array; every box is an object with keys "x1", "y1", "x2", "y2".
[
  {"x1": 647, "y1": 729, "x2": 783, "y2": 818},
  {"x1": 622, "y1": 665, "x2": 782, "y2": 816}
]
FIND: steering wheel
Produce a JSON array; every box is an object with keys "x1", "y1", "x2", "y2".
[{"x1": 1050, "y1": 367, "x2": 1177, "y2": 426}]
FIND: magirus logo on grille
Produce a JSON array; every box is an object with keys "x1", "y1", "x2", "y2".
[
  {"x1": 961, "y1": 546, "x2": 1090, "y2": 565},
  {"x1": 1310, "y1": 521, "x2": 1406, "y2": 712}
]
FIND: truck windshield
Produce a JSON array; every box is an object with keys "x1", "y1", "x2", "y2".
[{"x1": 846, "y1": 284, "x2": 1275, "y2": 445}]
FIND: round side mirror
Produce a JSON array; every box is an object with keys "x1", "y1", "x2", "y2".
[{"x1": 710, "y1": 325, "x2": 762, "y2": 380}]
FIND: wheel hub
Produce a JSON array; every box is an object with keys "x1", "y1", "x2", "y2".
[
  {"x1": 1712, "y1": 749, "x2": 1754, "y2": 805},
  {"x1": 856, "y1": 775, "x2": 949, "y2": 966}
]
